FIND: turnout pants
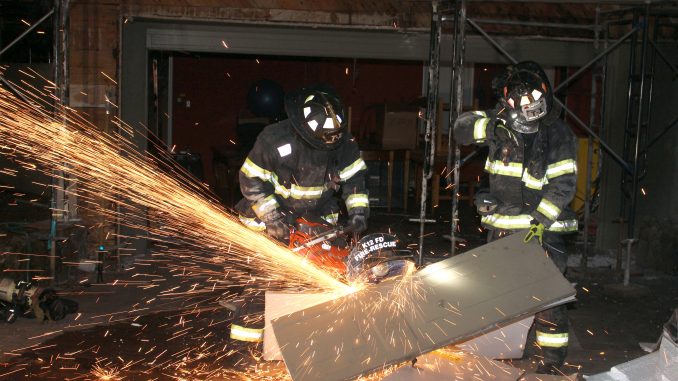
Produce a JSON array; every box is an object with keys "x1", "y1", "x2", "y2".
[
  {"x1": 488, "y1": 230, "x2": 570, "y2": 369},
  {"x1": 228, "y1": 287, "x2": 266, "y2": 345}
]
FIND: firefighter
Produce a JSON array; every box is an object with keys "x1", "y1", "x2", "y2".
[
  {"x1": 454, "y1": 61, "x2": 577, "y2": 374},
  {"x1": 226, "y1": 84, "x2": 369, "y2": 346}
]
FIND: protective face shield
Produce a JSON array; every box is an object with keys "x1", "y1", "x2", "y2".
[
  {"x1": 284, "y1": 85, "x2": 348, "y2": 150},
  {"x1": 496, "y1": 61, "x2": 553, "y2": 134},
  {"x1": 346, "y1": 233, "x2": 415, "y2": 284}
]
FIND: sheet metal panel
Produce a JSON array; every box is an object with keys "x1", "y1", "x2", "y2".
[{"x1": 271, "y1": 232, "x2": 576, "y2": 381}]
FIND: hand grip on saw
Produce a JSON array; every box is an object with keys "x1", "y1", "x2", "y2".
[{"x1": 291, "y1": 227, "x2": 345, "y2": 252}]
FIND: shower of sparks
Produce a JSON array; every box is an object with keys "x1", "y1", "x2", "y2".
[
  {"x1": 91, "y1": 364, "x2": 123, "y2": 380},
  {"x1": 0, "y1": 85, "x2": 348, "y2": 295},
  {"x1": 0, "y1": 73, "x2": 532, "y2": 381},
  {"x1": 0, "y1": 73, "x2": 448, "y2": 380}
]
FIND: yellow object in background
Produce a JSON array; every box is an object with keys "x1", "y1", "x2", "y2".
[{"x1": 572, "y1": 138, "x2": 599, "y2": 212}]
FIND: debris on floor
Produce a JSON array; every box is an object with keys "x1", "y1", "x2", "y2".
[{"x1": 585, "y1": 308, "x2": 678, "y2": 381}]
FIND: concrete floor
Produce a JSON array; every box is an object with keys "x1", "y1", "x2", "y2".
[{"x1": 0, "y1": 206, "x2": 676, "y2": 380}]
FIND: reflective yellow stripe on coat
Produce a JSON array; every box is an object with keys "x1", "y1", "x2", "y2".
[
  {"x1": 239, "y1": 216, "x2": 266, "y2": 231},
  {"x1": 481, "y1": 213, "x2": 578, "y2": 232},
  {"x1": 340, "y1": 158, "x2": 368, "y2": 181},
  {"x1": 546, "y1": 159, "x2": 577, "y2": 179},
  {"x1": 484, "y1": 159, "x2": 523, "y2": 177}
]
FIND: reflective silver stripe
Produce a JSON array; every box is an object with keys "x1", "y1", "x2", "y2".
[
  {"x1": 546, "y1": 159, "x2": 577, "y2": 179},
  {"x1": 322, "y1": 213, "x2": 339, "y2": 225},
  {"x1": 537, "y1": 198, "x2": 561, "y2": 221},
  {"x1": 522, "y1": 170, "x2": 547, "y2": 190},
  {"x1": 481, "y1": 214, "x2": 533, "y2": 229},
  {"x1": 483, "y1": 214, "x2": 577, "y2": 232},
  {"x1": 239, "y1": 216, "x2": 266, "y2": 231},
  {"x1": 547, "y1": 219, "x2": 578, "y2": 232},
  {"x1": 536, "y1": 331, "x2": 569, "y2": 347},
  {"x1": 253, "y1": 195, "x2": 279, "y2": 218},
  {"x1": 340, "y1": 158, "x2": 367, "y2": 181},
  {"x1": 472, "y1": 110, "x2": 487, "y2": 116},
  {"x1": 269, "y1": 173, "x2": 291, "y2": 198},
  {"x1": 346, "y1": 194, "x2": 369, "y2": 209},
  {"x1": 473, "y1": 118, "x2": 490, "y2": 140},
  {"x1": 230, "y1": 324, "x2": 264, "y2": 342},
  {"x1": 269, "y1": 174, "x2": 324, "y2": 200},
  {"x1": 241, "y1": 159, "x2": 293, "y2": 199},
  {"x1": 240, "y1": 158, "x2": 271, "y2": 181},
  {"x1": 290, "y1": 184, "x2": 324, "y2": 199},
  {"x1": 484, "y1": 159, "x2": 523, "y2": 177}
]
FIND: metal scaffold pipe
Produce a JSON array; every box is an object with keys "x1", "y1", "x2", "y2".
[{"x1": 419, "y1": 0, "x2": 442, "y2": 267}]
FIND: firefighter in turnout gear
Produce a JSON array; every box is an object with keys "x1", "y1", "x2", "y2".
[
  {"x1": 454, "y1": 61, "x2": 577, "y2": 375},
  {"x1": 227, "y1": 84, "x2": 369, "y2": 346}
]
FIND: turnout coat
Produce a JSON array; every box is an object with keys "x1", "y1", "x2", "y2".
[
  {"x1": 453, "y1": 106, "x2": 578, "y2": 233},
  {"x1": 237, "y1": 119, "x2": 369, "y2": 229}
]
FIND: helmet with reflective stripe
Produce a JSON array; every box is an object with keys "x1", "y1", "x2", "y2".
[
  {"x1": 495, "y1": 61, "x2": 553, "y2": 134},
  {"x1": 285, "y1": 84, "x2": 348, "y2": 150}
]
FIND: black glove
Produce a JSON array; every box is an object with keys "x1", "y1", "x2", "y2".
[
  {"x1": 264, "y1": 214, "x2": 290, "y2": 243},
  {"x1": 473, "y1": 190, "x2": 499, "y2": 216},
  {"x1": 346, "y1": 213, "x2": 367, "y2": 234}
]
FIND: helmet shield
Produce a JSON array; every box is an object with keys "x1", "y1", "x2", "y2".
[
  {"x1": 285, "y1": 85, "x2": 348, "y2": 150},
  {"x1": 496, "y1": 61, "x2": 552, "y2": 134},
  {"x1": 346, "y1": 233, "x2": 414, "y2": 284}
]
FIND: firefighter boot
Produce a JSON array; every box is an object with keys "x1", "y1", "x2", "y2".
[{"x1": 533, "y1": 304, "x2": 569, "y2": 375}]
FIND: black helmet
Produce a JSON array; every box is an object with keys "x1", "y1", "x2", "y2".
[
  {"x1": 284, "y1": 84, "x2": 348, "y2": 150},
  {"x1": 495, "y1": 61, "x2": 553, "y2": 134},
  {"x1": 346, "y1": 233, "x2": 415, "y2": 284}
]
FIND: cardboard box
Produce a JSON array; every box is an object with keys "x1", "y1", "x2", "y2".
[{"x1": 376, "y1": 108, "x2": 419, "y2": 150}]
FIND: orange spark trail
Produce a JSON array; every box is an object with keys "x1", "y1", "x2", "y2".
[{"x1": 0, "y1": 85, "x2": 349, "y2": 294}]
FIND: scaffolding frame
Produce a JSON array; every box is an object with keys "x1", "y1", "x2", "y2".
[
  {"x1": 418, "y1": 0, "x2": 678, "y2": 270},
  {"x1": 0, "y1": 0, "x2": 71, "y2": 284}
]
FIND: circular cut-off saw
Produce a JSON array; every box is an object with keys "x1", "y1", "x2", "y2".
[{"x1": 289, "y1": 217, "x2": 415, "y2": 284}]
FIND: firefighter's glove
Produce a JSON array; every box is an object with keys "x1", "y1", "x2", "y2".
[
  {"x1": 264, "y1": 215, "x2": 290, "y2": 244},
  {"x1": 346, "y1": 213, "x2": 367, "y2": 234},
  {"x1": 473, "y1": 190, "x2": 499, "y2": 216},
  {"x1": 523, "y1": 219, "x2": 545, "y2": 245}
]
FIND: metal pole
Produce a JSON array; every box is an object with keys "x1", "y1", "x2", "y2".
[
  {"x1": 467, "y1": 17, "x2": 632, "y2": 174},
  {"x1": 467, "y1": 18, "x2": 595, "y2": 31},
  {"x1": 49, "y1": 0, "x2": 70, "y2": 286},
  {"x1": 627, "y1": 3, "x2": 651, "y2": 241},
  {"x1": 645, "y1": 113, "x2": 678, "y2": 150},
  {"x1": 649, "y1": 39, "x2": 678, "y2": 78},
  {"x1": 466, "y1": 18, "x2": 517, "y2": 65},
  {"x1": 638, "y1": 18, "x2": 660, "y2": 180},
  {"x1": 0, "y1": 9, "x2": 55, "y2": 58},
  {"x1": 619, "y1": 12, "x2": 640, "y2": 220},
  {"x1": 553, "y1": 28, "x2": 638, "y2": 93},
  {"x1": 582, "y1": 6, "x2": 602, "y2": 271},
  {"x1": 445, "y1": 0, "x2": 458, "y2": 258},
  {"x1": 555, "y1": 97, "x2": 631, "y2": 174},
  {"x1": 449, "y1": 0, "x2": 466, "y2": 256},
  {"x1": 418, "y1": 0, "x2": 442, "y2": 267}
]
